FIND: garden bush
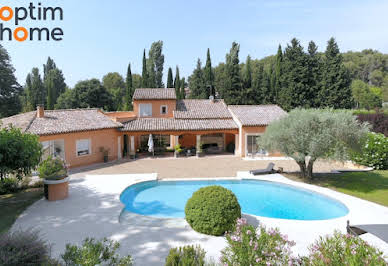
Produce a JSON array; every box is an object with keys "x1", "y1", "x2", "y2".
[
  {"x1": 38, "y1": 156, "x2": 68, "y2": 180},
  {"x1": 165, "y1": 245, "x2": 206, "y2": 266},
  {"x1": 302, "y1": 231, "x2": 386, "y2": 265},
  {"x1": 0, "y1": 229, "x2": 53, "y2": 265},
  {"x1": 221, "y1": 218, "x2": 296, "y2": 265},
  {"x1": 351, "y1": 132, "x2": 388, "y2": 169},
  {"x1": 185, "y1": 186, "x2": 241, "y2": 236},
  {"x1": 0, "y1": 177, "x2": 20, "y2": 194},
  {"x1": 61, "y1": 237, "x2": 132, "y2": 266}
]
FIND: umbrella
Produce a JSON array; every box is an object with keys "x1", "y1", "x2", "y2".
[{"x1": 147, "y1": 134, "x2": 154, "y2": 153}]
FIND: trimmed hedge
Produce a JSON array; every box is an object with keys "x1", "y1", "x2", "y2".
[
  {"x1": 357, "y1": 113, "x2": 388, "y2": 137},
  {"x1": 185, "y1": 186, "x2": 241, "y2": 236}
]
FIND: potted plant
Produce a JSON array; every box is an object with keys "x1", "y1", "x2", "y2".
[
  {"x1": 174, "y1": 144, "x2": 183, "y2": 158},
  {"x1": 38, "y1": 156, "x2": 69, "y2": 201},
  {"x1": 99, "y1": 147, "x2": 110, "y2": 163}
]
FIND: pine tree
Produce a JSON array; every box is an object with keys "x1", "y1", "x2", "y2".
[
  {"x1": 174, "y1": 66, "x2": 181, "y2": 98},
  {"x1": 167, "y1": 67, "x2": 173, "y2": 88},
  {"x1": 0, "y1": 44, "x2": 21, "y2": 117},
  {"x1": 203, "y1": 48, "x2": 214, "y2": 98},
  {"x1": 319, "y1": 37, "x2": 352, "y2": 108},
  {"x1": 124, "y1": 63, "x2": 133, "y2": 110},
  {"x1": 278, "y1": 38, "x2": 310, "y2": 110},
  {"x1": 243, "y1": 55, "x2": 252, "y2": 89},
  {"x1": 188, "y1": 59, "x2": 206, "y2": 99},
  {"x1": 225, "y1": 42, "x2": 243, "y2": 104},
  {"x1": 141, "y1": 49, "x2": 148, "y2": 88}
]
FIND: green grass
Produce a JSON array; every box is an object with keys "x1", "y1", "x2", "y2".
[
  {"x1": 0, "y1": 188, "x2": 43, "y2": 234},
  {"x1": 286, "y1": 170, "x2": 388, "y2": 207}
]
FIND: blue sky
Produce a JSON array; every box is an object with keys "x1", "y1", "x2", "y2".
[{"x1": 2, "y1": 0, "x2": 388, "y2": 87}]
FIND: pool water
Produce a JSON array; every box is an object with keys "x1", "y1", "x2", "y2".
[{"x1": 120, "y1": 179, "x2": 349, "y2": 220}]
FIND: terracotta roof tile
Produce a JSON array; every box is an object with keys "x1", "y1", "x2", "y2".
[
  {"x1": 2, "y1": 109, "x2": 122, "y2": 135},
  {"x1": 133, "y1": 88, "x2": 176, "y2": 100},
  {"x1": 0, "y1": 111, "x2": 36, "y2": 132},
  {"x1": 120, "y1": 118, "x2": 238, "y2": 132},
  {"x1": 174, "y1": 99, "x2": 232, "y2": 119},
  {"x1": 228, "y1": 105, "x2": 287, "y2": 126}
]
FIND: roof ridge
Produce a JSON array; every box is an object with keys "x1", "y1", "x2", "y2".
[{"x1": 44, "y1": 108, "x2": 100, "y2": 112}]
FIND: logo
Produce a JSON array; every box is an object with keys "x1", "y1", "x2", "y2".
[{"x1": 0, "y1": 2, "x2": 64, "y2": 42}]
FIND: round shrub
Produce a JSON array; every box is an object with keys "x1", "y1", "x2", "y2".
[
  {"x1": 38, "y1": 156, "x2": 68, "y2": 180},
  {"x1": 185, "y1": 186, "x2": 241, "y2": 236}
]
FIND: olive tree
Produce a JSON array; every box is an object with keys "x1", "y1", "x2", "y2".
[
  {"x1": 0, "y1": 124, "x2": 42, "y2": 181},
  {"x1": 260, "y1": 109, "x2": 369, "y2": 179}
]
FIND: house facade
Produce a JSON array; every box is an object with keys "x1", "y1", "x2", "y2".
[{"x1": 1, "y1": 88, "x2": 286, "y2": 168}]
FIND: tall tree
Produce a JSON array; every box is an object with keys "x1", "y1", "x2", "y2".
[
  {"x1": 43, "y1": 57, "x2": 56, "y2": 80},
  {"x1": 141, "y1": 49, "x2": 148, "y2": 88},
  {"x1": 167, "y1": 67, "x2": 173, "y2": 88},
  {"x1": 45, "y1": 69, "x2": 66, "y2": 110},
  {"x1": 320, "y1": 37, "x2": 353, "y2": 108},
  {"x1": 124, "y1": 63, "x2": 133, "y2": 111},
  {"x1": 188, "y1": 59, "x2": 206, "y2": 99},
  {"x1": 307, "y1": 41, "x2": 322, "y2": 108},
  {"x1": 243, "y1": 55, "x2": 252, "y2": 89},
  {"x1": 224, "y1": 42, "x2": 243, "y2": 104},
  {"x1": 0, "y1": 44, "x2": 21, "y2": 118},
  {"x1": 102, "y1": 72, "x2": 125, "y2": 110},
  {"x1": 278, "y1": 38, "x2": 310, "y2": 110},
  {"x1": 273, "y1": 45, "x2": 283, "y2": 102},
  {"x1": 148, "y1": 41, "x2": 164, "y2": 88},
  {"x1": 174, "y1": 66, "x2": 181, "y2": 98},
  {"x1": 25, "y1": 68, "x2": 45, "y2": 109},
  {"x1": 203, "y1": 48, "x2": 214, "y2": 98},
  {"x1": 179, "y1": 77, "x2": 186, "y2": 99}
]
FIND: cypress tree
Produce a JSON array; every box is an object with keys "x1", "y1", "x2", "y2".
[
  {"x1": 274, "y1": 45, "x2": 283, "y2": 102},
  {"x1": 278, "y1": 38, "x2": 310, "y2": 110},
  {"x1": 180, "y1": 77, "x2": 186, "y2": 99},
  {"x1": 243, "y1": 55, "x2": 252, "y2": 89},
  {"x1": 203, "y1": 48, "x2": 214, "y2": 98},
  {"x1": 225, "y1": 42, "x2": 243, "y2": 104},
  {"x1": 45, "y1": 71, "x2": 55, "y2": 109},
  {"x1": 124, "y1": 63, "x2": 133, "y2": 110},
  {"x1": 167, "y1": 67, "x2": 173, "y2": 88},
  {"x1": 307, "y1": 41, "x2": 322, "y2": 108},
  {"x1": 174, "y1": 66, "x2": 181, "y2": 98},
  {"x1": 26, "y1": 68, "x2": 45, "y2": 108},
  {"x1": 188, "y1": 59, "x2": 206, "y2": 99},
  {"x1": 148, "y1": 41, "x2": 164, "y2": 88},
  {"x1": 141, "y1": 49, "x2": 148, "y2": 88},
  {"x1": 43, "y1": 57, "x2": 56, "y2": 80},
  {"x1": 319, "y1": 37, "x2": 352, "y2": 108}
]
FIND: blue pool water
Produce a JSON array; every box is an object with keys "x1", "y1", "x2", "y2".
[{"x1": 120, "y1": 180, "x2": 349, "y2": 220}]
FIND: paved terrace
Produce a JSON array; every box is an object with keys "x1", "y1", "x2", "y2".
[{"x1": 69, "y1": 155, "x2": 353, "y2": 179}]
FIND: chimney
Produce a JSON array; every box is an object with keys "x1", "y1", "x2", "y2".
[{"x1": 37, "y1": 105, "x2": 44, "y2": 118}]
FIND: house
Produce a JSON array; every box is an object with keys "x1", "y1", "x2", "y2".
[{"x1": 0, "y1": 88, "x2": 287, "y2": 168}]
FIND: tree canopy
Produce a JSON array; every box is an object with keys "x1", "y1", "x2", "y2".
[{"x1": 260, "y1": 109, "x2": 370, "y2": 179}]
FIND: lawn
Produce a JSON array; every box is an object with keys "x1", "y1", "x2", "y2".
[
  {"x1": 0, "y1": 188, "x2": 43, "y2": 234},
  {"x1": 287, "y1": 170, "x2": 388, "y2": 207}
]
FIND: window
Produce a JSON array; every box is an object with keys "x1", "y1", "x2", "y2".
[
  {"x1": 76, "y1": 139, "x2": 91, "y2": 156},
  {"x1": 160, "y1": 105, "x2": 168, "y2": 115},
  {"x1": 247, "y1": 135, "x2": 267, "y2": 156},
  {"x1": 139, "y1": 103, "x2": 152, "y2": 117},
  {"x1": 41, "y1": 139, "x2": 65, "y2": 160}
]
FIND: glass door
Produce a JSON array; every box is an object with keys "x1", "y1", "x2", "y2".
[{"x1": 247, "y1": 135, "x2": 266, "y2": 156}]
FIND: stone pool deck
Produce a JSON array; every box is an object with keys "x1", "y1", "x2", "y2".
[{"x1": 12, "y1": 171, "x2": 388, "y2": 265}]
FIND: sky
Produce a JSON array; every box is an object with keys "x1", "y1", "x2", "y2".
[{"x1": 1, "y1": 0, "x2": 388, "y2": 87}]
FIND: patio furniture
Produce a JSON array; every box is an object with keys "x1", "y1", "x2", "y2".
[
  {"x1": 202, "y1": 143, "x2": 221, "y2": 154},
  {"x1": 249, "y1": 163, "x2": 275, "y2": 175},
  {"x1": 347, "y1": 220, "x2": 388, "y2": 243}
]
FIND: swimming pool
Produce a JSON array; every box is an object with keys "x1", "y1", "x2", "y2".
[{"x1": 120, "y1": 179, "x2": 349, "y2": 220}]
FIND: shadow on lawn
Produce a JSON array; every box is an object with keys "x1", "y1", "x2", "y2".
[{"x1": 313, "y1": 171, "x2": 388, "y2": 194}]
